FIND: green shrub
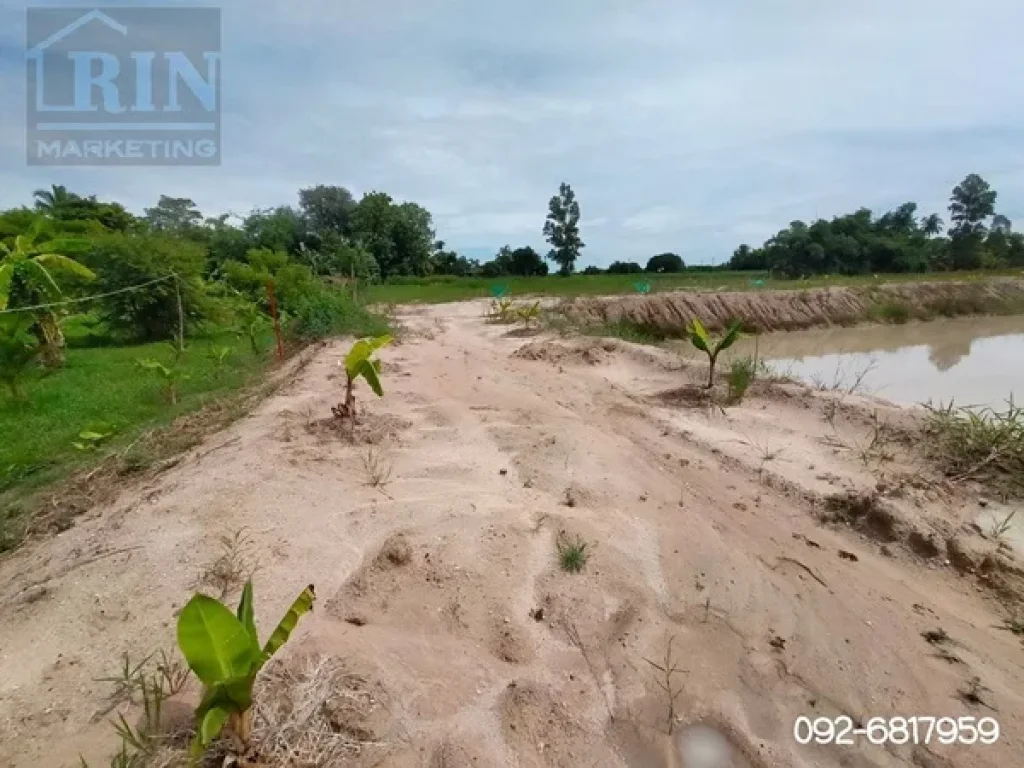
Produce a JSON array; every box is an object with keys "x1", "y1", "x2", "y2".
[
  {"x1": 86, "y1": 234, "x2": 208, "y2": 341},
  {"x1": 873, "y1": 301, "x2": 911, "y2": 324},
  {"x1": 727, "y1": 357, "x2": 756, "y2": 403},
  {"x1": 288, "y1": 289, "x2": 389, "y2": 342}
]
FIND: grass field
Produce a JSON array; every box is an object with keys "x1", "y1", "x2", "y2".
[
  {"x1": 0, "y1": 331, "x2": 276, "y2": 546},
  {"x1": 364, "y1": 269, "x2": 1023, "y2": 305}
]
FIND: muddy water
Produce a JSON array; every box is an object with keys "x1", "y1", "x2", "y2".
[{"x1": 737, "y1": 315, "x2": 1024, "y2": 409}]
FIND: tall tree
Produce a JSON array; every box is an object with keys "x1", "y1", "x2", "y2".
[
  {"x1": 350, "y1": 193, "x2": 435, "y2": 278},
  {"x1": 543, "y1": 182, "x2": 584, "y2": 276},
  {"x1": 298, "y1": 185, "x2": 356, "y2": 237},
  {"x1": 144, "y1": 196, "x2": 203, "y2": 233},
  {"x1": 949, "y1": 174, "x2": 997, "y2": 270}
]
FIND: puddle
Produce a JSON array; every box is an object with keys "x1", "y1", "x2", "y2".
[{"x1": 733, "y1": 315, "x2": 1024, "y2": 409}]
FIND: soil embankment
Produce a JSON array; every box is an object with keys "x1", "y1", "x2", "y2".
[
  {"x1": 559, "y1": 277, "x2": 1024, "y2": 334},
  {"x1": 1, "y1": 299, "x2": 1022, "y2": 767}
]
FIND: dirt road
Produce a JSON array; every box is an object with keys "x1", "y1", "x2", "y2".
[{"x1": 1, "y1": 300, "x2": 1022, "y2": 767}]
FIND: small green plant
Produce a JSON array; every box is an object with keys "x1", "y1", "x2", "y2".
[
  {"x1": 207, "y1": 345, "x2": 232, "y2": 373},
  {"x1": 922, "y1": 399, "x2": 1024, "y2": 495},
  {"x1": 990, "y1": 509, "x2": 1018, "y2": 539},
  {"x1": 687, "y1": 318, "x2": 743, "y2": 389},
  {"x1": 726, "y1": 357, "x2": 757, "y2": 403},
  {"x1": 488, "y1": 297, "x2": 516, "y2": 323},
  {"x1": 235, "y1": 303, "x2": 270, "y2": 356},
  {"x1": 874, "y1": 301, "x2": 912, "y2": 324},
  {"x1": 0, "y1": 315, "x2": 41, "y2": 399},
  {"x1": 557, "y1": 533, "x2": 589, "y2": 573},
  {"x1": 516, "y1": 300, "x2": 542, "y2": 329},
  {"x1": 72, "y1": 425, "x2": 115, "y2": 451},
  {"x1": 177, "y1": 581, "x2": 315, "y2": 759},
  {"x1": 136, "y1": 358, "x2": 189, "y2": 405},
  {"x1": 333, "y1": 335, "x2": 392, "y2": 425}
]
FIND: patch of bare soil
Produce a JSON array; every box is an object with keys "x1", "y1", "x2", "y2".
[
  {"x1": 559, "y1": 277, "x2": 1024, "y2": 334},
  {"x1": 1, "y1": 299, "x2": 1023, "y2": 767}
]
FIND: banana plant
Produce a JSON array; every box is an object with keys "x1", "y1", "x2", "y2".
[
  {"x1": 177, "y1": 581, "x2": 315, "y2": 759},
  {"x1": 0, "y1": 314, "x2": 40, "y2": 399},
  {"x1": 136, "y1": 358, "x2": 189, "y2": 405},
  {"x1": 0, "y1": 217, "x2": 94, "y2": 367},
  {"x1": 517, "y1": 301, "x2": 541, "y2": 329},
  {"x1": 687, "y1": 318, "x2": 743, "y2": 389},
  {"x1": 489, "y1": 297, "x2": 515, "y2": 322},
  {"x1": 334, "y1": 335, "x2": 392, "y2": 425}
]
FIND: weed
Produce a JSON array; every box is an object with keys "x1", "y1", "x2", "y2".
[
  {"x1": 361, "y1": 445, "x2": 393, "y2": 487},
  {"x1": 642, "y1": 635, "x2": 686, "y2": 734},
  {"x1": 197, "y1": 528, "x2": 259, "y2": 599},
  {"x1": 726, "y1": 357, "x2": 757, "y2": 403},
  {"x1": 0, "y1": 315, "x2": 40, "y2": 399},
  {"x1": 687, "y1": 317, "x2": 743, "y2": 389},
  {"x1": 871, "y1": 301, "x2": 912, "y2": 324},
  {"x1": 990, "y1": 509, "x2": 1019, "y2": 539},
  {"x1": 557, "y1": 533, "x2": 589, "y2": 573},
  {"x1": 852, "y1": 412, "x2": 897, "y2": 468},
  {"x1": 206, "y1": 345, "x2": 233, "y2": 376},
  {"x1": 823, "y1": 397, "x2": 840, "y2": 429},
  {"x1": 922, "y1": 399, "x2": 1024, "y2": 495},
  {"x1": 91, "y1": 650, "x2": 192, "y2": 767}
]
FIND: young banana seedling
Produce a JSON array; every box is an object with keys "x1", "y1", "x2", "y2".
[
  {"x1": 687, "y1": 318, "x2": 743, "y2": 389},
  {"x1": 333, "y1": 335, "x2": 392, "y2": 429},
  {"x1": 176, "y1": 581, "x2": 315, "y2": 761}
]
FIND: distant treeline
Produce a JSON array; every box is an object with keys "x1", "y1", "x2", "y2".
[{"x1": 728, "y1": 174, "x2": 1022, "y2": 277}]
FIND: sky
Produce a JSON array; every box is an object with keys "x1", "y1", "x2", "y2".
[{"x1": 1, "y1": 0, "x2": 1023, "y2": 267}]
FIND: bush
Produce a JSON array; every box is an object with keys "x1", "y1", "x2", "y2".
[
  {"x1": 86, "y1": 234, "x2": 208, "y2": 341},
  {"x1": 607, "y1": 261, "x2": 644, "y2": 274},
  {"x1": 874, "y1": 301, "x2": 911, "y2": 324},
  {"x1": 646, "y1": 252, "x2": 685, "y2": 273},
  {"x1": 727, "y1": 357, "x2": 757, "y2": 403},
  {"x1": 288, "y1": 288, "x2": 389, "y2": 342}
]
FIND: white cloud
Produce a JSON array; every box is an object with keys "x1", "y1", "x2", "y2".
[{"x1": 1, "y1": 0, "x2": 1022, "y2": 265}]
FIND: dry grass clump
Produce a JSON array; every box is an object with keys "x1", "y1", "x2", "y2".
[{"x1": 253, "y1": 655, "x2": 389, "y2": 765}]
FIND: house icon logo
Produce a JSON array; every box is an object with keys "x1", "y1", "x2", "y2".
[{"x1": 25, "y1": 6, "x2": 221, "y2": 166}]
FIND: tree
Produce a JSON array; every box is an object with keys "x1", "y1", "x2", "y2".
[
  {"x1": 298, "y1": 185, "x2": 356, "y2": 237},
  {"x1": 86, "y1": 234, "x2": 207, "y2": 341},
  {"x1": 350, "y1": 193, "x2": 435, "y2": 278},
  {"x1": 920, "y1": 213, "x2": 944, "y2": 237},
  {"x1": 508, "y1": 246, "x2": 548, "y2": 276},
  {"x1": 991, "y1": 214, "x2": 1012, "y2": 234},
  {"x1": 645, "y1": 252, "x2": 684, "y2": 273},
  {"x1": 0, "y1": 216, "x2": 94, "y2": 365},
  {"x1": 243, "y1": 206, "x2": 307, "y2": 254},
  {"x1": 33, "y1": 184, "x2": 77, "y2": 214},
  {"x1": 543, "y1": 182, "x2": 584, "y2": 276},
  {"x1": 145, "y1": 196, "x2": 203, "y2": 233},
  {"x1": 607, "y1": 260, "x2": 644, "y2": 274},
  {"x1": 949, "y1": 174, "x2": 997, "y2": 237},
  {"x1": 581, "y1": 265, "x2": 603, "y2": 275},
  {"x1": 949, "y1": 174, "x2": 997, "y2": 271}
]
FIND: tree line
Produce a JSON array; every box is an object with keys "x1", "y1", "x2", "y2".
[{"x1": 728, "y1": 174, "x2": 1022, "y2": 276}]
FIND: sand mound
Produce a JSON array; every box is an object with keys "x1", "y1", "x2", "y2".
[
  {"x1": 513, "y1": 338, "x2": 620, "y2": 365},
  {"x1": 559, "y1": 278, "x2": 1024, "y2": 334}
]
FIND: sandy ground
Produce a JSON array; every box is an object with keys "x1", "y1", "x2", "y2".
[{"x1": 1, "y1": 300, "x2": 1023, "y2": 767}]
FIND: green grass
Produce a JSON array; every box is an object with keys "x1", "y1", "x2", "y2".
[
  {"x1": 364, "y1": 269, "x2": 1024, "y2": 305},
  {"x1": 557, "y1": 534, "x2": 590, "y2": 573},
  {"x1": 0, "y1": 334, "x2": 269, "y2": 495}
]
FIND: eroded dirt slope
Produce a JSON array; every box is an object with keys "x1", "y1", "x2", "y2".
[{"x1": 1, "y1": 300, "x2": 1022, "y2": 767}]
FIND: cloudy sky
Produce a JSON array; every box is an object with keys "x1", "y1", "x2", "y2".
[{"x1": 2, "y1": 0, "x2": 1023, "y2": 267}]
